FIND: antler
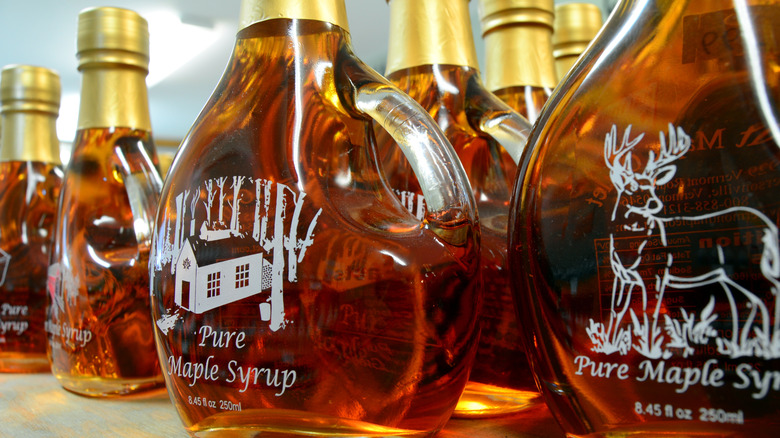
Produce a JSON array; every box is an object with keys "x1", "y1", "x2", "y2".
[
  {"x1": 646, "y1": 124, "x2": 691, "y2": 176},
  {"x1": 604, "y1": 124, "x2": 645, "y2": 192}
]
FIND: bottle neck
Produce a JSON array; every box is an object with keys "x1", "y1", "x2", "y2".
[
  {"x1": 552, "y1": 1, "x2": 604, "y2": 82},
  {"x1": 76, "y1": 66, "x2": 151, "y2": 132},
  {"x1": 554, "y1": 54, "x2": 580, "y2": 82},
  {"x1": 233, "y1": 19, "x2": 350, "y2": 90},
  {"x1": 0, "y1": 111, "x2": 60, "y2": 164},
  {"x1": 485, "y1": 22, "x2": 556, "y2": 91},
  {"x1": 386, "y1": 0, "x2": 479, "y2": 75},
  {"x1": 239, "y1": 0, "x2": 349, "y2": 32}
]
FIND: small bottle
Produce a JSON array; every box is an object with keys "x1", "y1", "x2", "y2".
[
  {"x1": 47, "y1": 7, "x2": 164, "y2": 396},
  {"x1": 0, "y1": 65, "x2": 63, "y2": 373},
  {"x1": 150, "y1": 0, "x2": 480, "y2": 435},
  {"x1": 510, "y1": 0, "x2": 780, "y2": 435},
  {"x1": 552, "y1": 3, "x2": 603, "y2": 82},
  {"x1": 480, "y1": 0, "x2": 557, "y2": 123},
  {"x1": 381, "y1": 0, "x2": 537, "y2": 418}
]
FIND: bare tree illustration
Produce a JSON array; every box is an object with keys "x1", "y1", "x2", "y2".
[
  {"x1": 171, "y1": 190, "x2": 190, "y2": 273},
  {"x1": 216, "y1": 176, "x2": 228, "y2": 224},
  {"x1": 163, "y1": 218, "x2": 174, "y2": 265},
  {"x1": 229, "y1": 176, "x2": 246, "y2": 236},
  {"x1": 253, "y1": 178, "x2": 272, "y2": 242},
  {"x1": 257, "y1": 182, "x2": 321, "y2": 331},
  {"x1": 202, "y1": 179, "x2": 216, "y2": 226},
  {"x1": 190, "y1": 186, "x2": 200, "y2": 238}
]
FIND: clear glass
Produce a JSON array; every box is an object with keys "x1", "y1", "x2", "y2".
[
  {"x1": 47, "y1": 127, "x2": 164, "y2": 396},
  {"x1": 378, "y1": 64, "x2": 541, "y2": 418},
  {"x1": 0, "y1": 161, "x2": 62, "y2": 372},
  {"x1": 510, "y1": 0, "x2": 780, "y2": 435},
  {"x1": 150, "y1": 20, "x2": 480, "y2": 437}
]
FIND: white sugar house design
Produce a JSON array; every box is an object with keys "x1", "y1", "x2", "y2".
[{"x1": 175, "y1": 235, "x2": 273, "y2": 317}]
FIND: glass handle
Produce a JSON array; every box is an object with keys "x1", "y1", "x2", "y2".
[
  {"x1": 473, "y1": 95, "x2": 533, "y2": 165},
  {"x1": 354, "y1": 82, "x2": 478, "y2": 246}
]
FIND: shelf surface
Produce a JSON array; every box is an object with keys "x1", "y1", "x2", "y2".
[{"x1": 0, "y1": 373, "x2": 565, "y2": 437}]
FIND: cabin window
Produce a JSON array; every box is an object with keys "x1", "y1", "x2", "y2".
[
  {"x1": 235, "y1": 263, "x2": 250, "y2": 289},
  {"x1": 207, "y1": 272, "x2": 221, "y2": 298}
]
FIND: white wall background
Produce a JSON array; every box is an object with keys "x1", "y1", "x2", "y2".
[{"x1": 0, "y1": 0, "x2": 618, "y2": 160}]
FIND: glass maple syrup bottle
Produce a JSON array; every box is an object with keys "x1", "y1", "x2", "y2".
[
  {"x1": 47, "y1": 7, "x2": 164, "y2": 396},
  {"x1": 380, "y1": 0, "x2": 538, "y2": 419},
  {"x1": 552, "y1": 3, "x2": 603, "y2": 82},
  {"x1": 480, "y1": 0, "x2": 557, "y2": 124},
  {"x1": 0, "y1": 65, "x2": 63, "y2": 373},
  {"x1": 149, "y1": 0, "x2": 481, "y2": 435},
  {"x1": 509, "y1": 0, "x2": 780, "y2": 435}
]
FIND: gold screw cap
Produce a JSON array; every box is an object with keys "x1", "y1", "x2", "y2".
[
  {"x1": 0, "y1": 64, "x2": 61, "y2": 115},
  {"x1": 77, "y1": 7, "x2": 150, "y2": 71},
  {"x1": 553, "y1": 3, "x2": 603, "y2": 57},
  {"x1": 479, "y1": 0, "x2": 555, "y2": 35},
  {"x1": 239, "y1": 0, "x2": 349, "y2": 32}
]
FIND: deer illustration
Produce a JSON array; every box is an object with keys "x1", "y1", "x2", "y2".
[{"x1": 594, "y1": 123, "x2": 780, "y2": 359}]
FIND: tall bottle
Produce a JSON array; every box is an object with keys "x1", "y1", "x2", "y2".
[
  {"x1": 47, "y1": 7, "x2": 164, "y2": 396},
  {"x1": 379, "y1": 0, "x2": 537, "y2": 419},
  {"x1": 509, "y1": 0, "x2": 780, "y2": 435},
  {"x1": 480, "y1": 0, "x2": 557, "y2": 124},
  {"x1": 552, "y1": 3, "x2": 603, "y2": 82},
  {"x1": 149, "y1": 0, "x2": 481, "y2": 435},
  {"x1": 0, "y1": 65, "x2": 63, "y2": 373}
]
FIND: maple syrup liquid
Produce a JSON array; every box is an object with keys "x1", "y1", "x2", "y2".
[
  {"x1": 378, "y1": 65, "x2": 541, "y2": 417},
  {"x1": 509, "y1": 2, "x2": 780, "y2": 435},
  {"x1": 0, "y1": 161, "x2": 61, "y2": 372},
  {"x1": 151, "y1": 20, "x2": 481, "y2": 436},
  {"x1": 47, "y1": 127, "x2": 164, "y2": 396},
  {"x1": 493, "y1": 85, "x2": 553, "y2": 125}
]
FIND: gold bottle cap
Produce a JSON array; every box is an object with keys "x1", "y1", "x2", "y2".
[
  {"x1": 0, "y1": 65, "x2": 61, "y2": 163},
  {"x1": 0, "y1": 64, "x2": 61, "y2": 115},
  {"x1": 552, "y1": 3, "x2": 603, "y2": 59},
  {"x1": 239, "y1": 0, "x2": 349, "y2": 32},
  {"x1": 480, "y1": 0, "x2": 556, "y2": 90},
  {"x1": 76, "y1": 7, "x2": 151, "y2": 131},
  {"x1": 77, "y1": 7, "x2": 149, "y2": 71},
  {"x1": 479, "y1": 0, "x2": 554, "y2": 35},
  {"x1": 386, "y1": 0, "x2": 478, "y2": 75}
]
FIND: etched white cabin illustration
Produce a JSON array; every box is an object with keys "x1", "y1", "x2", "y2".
[{"x1": 175, "y1": 236, "x2": 273, "y2": 318}]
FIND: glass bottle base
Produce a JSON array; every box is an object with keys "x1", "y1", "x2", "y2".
[
  {"x1": 566, "y1": 420, "x2": 758, "y2": 438},
  {"x1": 187, "y1": 409, "x2": 432, "y2": 437},
  {"x1": 53, "y1": 373, "x2": 165, "y2": 397},
  {"x1": 452, "y1": 382, "x2": 542, "y2": 418},
  {"x1": 0, "y1": 353, "x2": 50, "y2": 373}
]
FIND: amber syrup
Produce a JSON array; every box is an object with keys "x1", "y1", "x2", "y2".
[
  {"x1": 47, "y1": 127, "x2": 163, "y2": 396},
  {"x1": 0, "y1": 162, "x2": 62, "y2": 372},
  {"x1": 151, "y1": 20, "x2": 481, "y2": 436}
]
